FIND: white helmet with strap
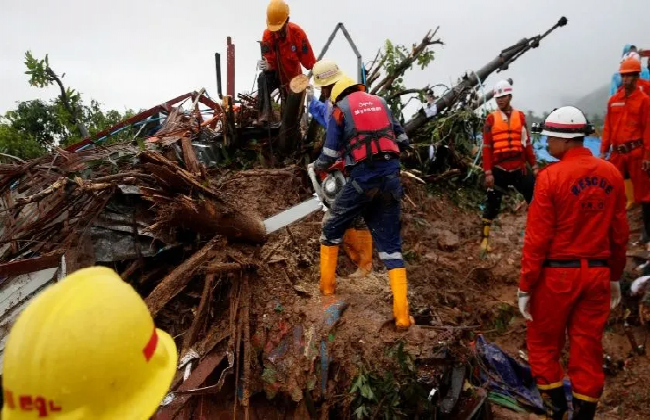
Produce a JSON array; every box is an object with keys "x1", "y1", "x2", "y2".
[
  {"x1": 540, "y1": 106, "x2": 594, "y2": 139},
  {"x1": 493, "y1": 79, "x2": 513, "y2": 98}
]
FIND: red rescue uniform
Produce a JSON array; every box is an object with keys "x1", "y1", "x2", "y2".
[
  {"x1": 520, "y1": 147, "x2": 629, "y2": 402},
  {"x1": 261, "y1": 22, "x2": 316, "y2": 86},
  {"x1": 601, "y1": 87, "x2": 650, "y2": 202},
  {"x1": 482, "y1": 108, "x2": 537, "y2": 172}
]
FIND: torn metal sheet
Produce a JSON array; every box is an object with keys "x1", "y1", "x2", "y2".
[
  {"x1": 91, "y1": 227, "x2": 158, "y2": 262},
  {"x1": 0, "y1": 267, "x2": 59, "y2": 372}
]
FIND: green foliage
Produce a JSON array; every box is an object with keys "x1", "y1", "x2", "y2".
[
  {"x1": 4, "y1": 100, "x2": 67, "y2": 147},
  {"x1": 24, "y1": 51, "x2": 52, "y2": 88},
  {"x1": 349, "y1": 341, "x2": 432, "y2": 419},
  {"x1": 0, "y1": 124, "x2": 47, "y2": 161},
  {"x1": 379, "y1": 39, "x2": 436, "y2": 120}
]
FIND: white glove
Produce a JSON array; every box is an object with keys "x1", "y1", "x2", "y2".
[
  {"x1": 258, "y1": 58, "x2": 269, "y2": 71},
  {"x1": 610, "y1": 281, "x2": 622, "y2": 309},
  {"x1": 517, "y1": 289, "x2": 533, "y2": 321}
]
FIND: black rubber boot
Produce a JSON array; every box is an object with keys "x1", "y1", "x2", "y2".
[
  {"x1": 572, "y1": 397, "x2": 597, "y2": 420},
  {"x1": 540, "y1": 387, "x2": 568, "y2": 420}
]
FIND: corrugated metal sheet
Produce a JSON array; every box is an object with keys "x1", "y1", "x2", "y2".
[{"x1": 0, "y1": 267, "x2": 59, "y2": 372}]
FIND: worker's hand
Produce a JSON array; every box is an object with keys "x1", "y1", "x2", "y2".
[
  {"x1": 643, "y1": 160, "x2": 650, "y2": 172},
  {"x1": 484, "y1": 171, "x2": 495, "y2": 189},
  {"x1": 610, "y1": 281, "x2": 622, "y2": 309},
  {"x1": 517, "y1": 289, "x2": 533, "y2": 321},
  {"x1": 532, "y1": 165, "x2": 539, "y2": 177},
  {"x1": 258, "y1": 58, "x2": 269, "y2": 71}
]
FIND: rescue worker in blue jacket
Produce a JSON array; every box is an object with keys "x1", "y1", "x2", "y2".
[{"x1": 311, "y1": 76, "x2": 413, "y2": 330}]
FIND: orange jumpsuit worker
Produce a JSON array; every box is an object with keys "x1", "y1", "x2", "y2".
[
  {"x1": 256, "y1": 0, "x2": 316, "y2": 124},
  {"x1": 600, "y1": 56, "x2": 650, "y2": 251},
  {"x1": 481, "y1": 79, "x2": 538, "y2": 255},
  {"x1": 519, "y1": 106, "x2": 628, "y2": 420}
]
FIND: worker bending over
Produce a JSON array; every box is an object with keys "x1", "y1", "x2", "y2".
[
  {"x1": 256, "y1": 0, "x2": 316, "y2": 125},
  {"x1": 519, "y1": 107, "x2": 628, "y2": 420},
  {"x1": 1, "y1": 267, "x2": 177, "y2": 419},
  {"x1": 312, "y1": 76, "x2": 413, "y2": 329},
  {"x1": 311, "y1": 59, "x2": 374, "y2": 277},
  {"x1": 601, "y1": 56, "x2": 650, "y2": 251},
  {"x1": 481, "y1": 80, "x2": 538, "y2": 255}
]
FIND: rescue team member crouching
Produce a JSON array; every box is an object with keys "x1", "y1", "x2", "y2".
[
  {"x1": 256, "y1": 0, "x2": 316, "y2": 125},
  {"x1": 600, "y1": 56, "x2": 650, "y2": 251},
  {"x1": 518, "y1": 107, "x2": 628, "y2": 420},
  {"x1": 311, "y1": 76, "x2": 413, "y2": 329},
  {"x1": 1, "y1": 267, "x2": 177, "y2": 419},
  {"x1": 481, "y1": 79, "x2": 538, "y2": 256},
  {"x1": 310, "y1": 59, "x2": 374, "y2": 278}
]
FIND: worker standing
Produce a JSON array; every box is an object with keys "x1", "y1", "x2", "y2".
[
  {"x1": 519, "y1": 107, "x2": 628, "y2": 420},
  {"x1": 1, "y1": 267, "x2": 178, "y2": 419},
  {"x1": 256, "y1": 0, "x2": 316, "y2": 125},
  {"x1": 312, "y1": 76, "x2": 413, "y2": 329},
  {"x1": 480, "y1": 80, "x2": 538, "y2": 256},
  {"x1": 311, "y1": 59, "x2": 374, "y2": 277},
  {"x1": 600, "y1": 56, "x2": 650, "y2": 251},
  {"x1": 609, "y1": 45, "x2": 650, "y2": 96}
]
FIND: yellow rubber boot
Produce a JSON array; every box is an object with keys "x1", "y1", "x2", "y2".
[
  {"x1": 388, "y1": 268, "x2": 414, "y2": 330},
  {"x1": 342, "y1": 229, "x2": 361, "y2": 266},
  {"x1": 350, "y1": 229, "x2": 373, "y2": 278},
  {"x1": 320, "y1": 244, "x2": 339, "y2": 296},
  {"x1": 480, "y1": 218, "x2": 493, "y2": 259},
  {"x1": 625, "y1": 178, "x2": 635, "y2": 209}
]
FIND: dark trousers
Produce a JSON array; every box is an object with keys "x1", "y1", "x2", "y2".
[
  {"x1": 483, "y1": 167, "x2": 535, "y2": 220},
  {"x1": 321, "y1": 173, "x2": 404, "y2": 269},
  {"x1": 257, "y1": 70, "x2": 281, "y2": 118}
]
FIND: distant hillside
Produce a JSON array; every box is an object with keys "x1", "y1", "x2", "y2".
[{"x1": 573, "y1": 85, "x2": 609, "y2": 117}]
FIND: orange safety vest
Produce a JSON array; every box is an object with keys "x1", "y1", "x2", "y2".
[{"x1": 491, "y1": 109, "x2": 524, "y2": 156}]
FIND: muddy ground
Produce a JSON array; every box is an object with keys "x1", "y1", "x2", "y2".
[{"x1": 161, "y1": 171, "x2": 650, "y2": 419}]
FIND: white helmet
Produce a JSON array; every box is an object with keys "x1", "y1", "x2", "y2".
[
  {"x1": 493, "y1": 80, "x2": 513, "y2": 98},
  {"x1": 313, "y1": 59, "x2": 345, "y2": 87},
  {"x1": 541, "y1": 106, "x2": 594, "y2": 139}
]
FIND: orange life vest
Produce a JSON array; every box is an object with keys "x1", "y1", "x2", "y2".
[{"x1": 491, "y1": 109, "x2": 524, "y2": 156}]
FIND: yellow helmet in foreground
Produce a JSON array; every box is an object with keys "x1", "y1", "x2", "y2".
[
  {"x1": 1, "y1": 266, "x2": 178, "y2": 420},
  {"x1": 330, "y1": 76, "x2": 362, "y2": 103}
]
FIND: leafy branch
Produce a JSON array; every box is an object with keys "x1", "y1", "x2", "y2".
[{"x1": 25, "y1": 51, "x2": 90, "y2": 138}]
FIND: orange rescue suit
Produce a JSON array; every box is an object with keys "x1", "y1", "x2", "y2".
[
  {"x1": 601, "y1": 87, "x2": 650, "y2": 202},
  {"x1": 520, "y1": 147, "x2": 629, "y2": 401},
  {"x1": 261, "y1": 22, "x2": 316, "y2": 86},
  {"x1": 482, "y1": 109, "x2": 537, "y2": 172}
]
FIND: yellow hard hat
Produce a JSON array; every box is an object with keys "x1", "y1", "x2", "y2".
[
  {"x1": 1, "y1": 267, "x2": 178, "y2": 420},
  {"x1": 330, "y1": 76, "x2": 361, "y2": 103},
  {"x1": 313, "y1": 59, "x2": 345, "y2": 87},
  {"x1": 266, "y1": 0, "x2": 290, "y2": 32}
]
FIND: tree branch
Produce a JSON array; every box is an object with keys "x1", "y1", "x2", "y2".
[
  {"x1": 46, "y1": 67, "x2": 90, "y2": 138},
  {"x1": 370, "y1": 27, "x2": 443, "y2": 96}
]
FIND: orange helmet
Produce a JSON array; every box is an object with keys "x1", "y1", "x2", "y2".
[
  {"x1": 620, "y1": 56, "x2": 642, "y2": 75},
  {"x1": 266, "y1": 0, "x2": 290, "y2": 32}
]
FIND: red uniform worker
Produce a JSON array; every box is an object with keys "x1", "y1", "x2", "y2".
[
  {"x1": 256, "y1": 0, "x2": 316, "y2": 124},
  {"x1": 519, "y1": 107, "x2": 628, "y2": 420},
  {"x1": 601, "y1": 56, "x2": 650, "y2": 249}
]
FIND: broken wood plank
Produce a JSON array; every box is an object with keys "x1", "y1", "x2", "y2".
[
  {"x1": 182, "y1": 274, "x2": 216, "y2": 354},
  {"x1": 145, "y1": 237, "x2": 221, "y2": 316},
  {"x1": 180, "y1": 136, "x2": 202, "y2": 175},
  {"x1": 154, "y1": 345, "x2": 227, "y2": 420},
  {"x1": 203, "y1": 262, "x2": 249, "y2": 274},
  {"x1": 0, "y1": 252, "x2": 62, "y2": 278}
]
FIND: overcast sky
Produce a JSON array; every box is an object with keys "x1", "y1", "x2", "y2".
[{"x1": 0, "y1": 0, "x2": 647, "y2": 119}]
